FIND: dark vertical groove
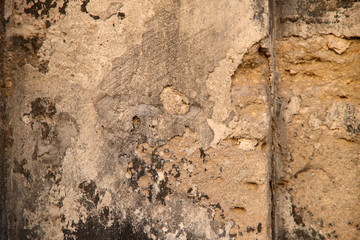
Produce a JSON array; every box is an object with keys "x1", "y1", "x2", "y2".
[
  {"x1": 268, "y1": 0, "x2": 279, "y2": 239},
  {"x1": 0, "y1": 0, "x2": 9, "y2": 238},
  {"x1": 0, "y1": 0, "x2": 8, "y2": 238}
]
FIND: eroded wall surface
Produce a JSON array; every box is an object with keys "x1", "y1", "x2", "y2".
[
  {"x1": 275, "y1": 1, "x2": 360, "y2": 239},
  {"x1": 1, "y1": 0, "x2": 359, "y2": 240},
  {"x1": 1, "y1": 0, "x2": 272, "y2": 239}
]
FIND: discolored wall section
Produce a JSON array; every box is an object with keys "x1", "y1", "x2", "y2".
[
  {"x1": 2, "y1": 0, "x2": 272, "y2": 239},
  {"x1": 1, "y1": 0, "x2": 359, "y2": 240},
  {"x1": 276, "y1": 0, "x2": 360, "y2": 37}
]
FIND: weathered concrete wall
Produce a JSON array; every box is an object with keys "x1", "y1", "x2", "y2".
[
  {"x1": 2, "y1": 0, "x2": 272, "y2": 239},
  {"x1": 0, "y1": 0, "x2": 359, "y2": 240}
]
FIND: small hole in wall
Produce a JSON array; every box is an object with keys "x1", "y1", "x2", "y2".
[
  {"x1": 277, "y1": 179, "x2": 288, "y2": 187},
  {"x1": 246, "y1": 182, "x2": 258, "y2": 185},
  {"x1": 246, "y1": 182, "x2": 259, "y2": 191},
  {"x1": 118, "y1": 12, "x2": 126, "y2": 20},
  {"x1": 132, "y1": 116, "x2": 141, "y2": 129},
  {"x1": 231, "y1": 206, "x2": 246, "y2": 213},
  {"x1": 260, "y1": 141, "x2": 267, "y2": 151},
  {"x1": 338, "y1": 95, "x2": 348, "y2": 99}
]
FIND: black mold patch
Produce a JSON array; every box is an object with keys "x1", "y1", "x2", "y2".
[
  {"x1": 41, "y1": 122, "x2": 50, "y2": 139},
  {"x1": 80, "y1": 0, "x2": 89, "y2": 13},
  {"x1": 11, "y1": 35, "x2": 43, "y2": 54},
  {"x1": 78, "y1": 180, "x2": 100, "y2": 210},
  {"x1": 24, "y1": 0, "x2": 57, "y2": 19},
  {"x1": 280, "y1": 227, "x2": 326, "y2": 240},
  {"x1": 199, "y1": 147, "x2": 207, "y2": 163},
  {"x1": 38, "y1": 60, "x2": 49, "y2": 74},
  {"x1": 10, "y1": 35, "x2": 48, "y2": 73},
  {"x1": 80, "y1": 0, "x2": 100, "y2": 20},
  {"x1": 45, "y1": 20, "x2": 51, "y2": 28},
  {"x1": 151, "y1": 149, "x2": 166, "y2": 169},
  {"x1": 117, "y1": 12, "x2": 125, "y2": 20},
  {"x1": 185, "y1": 231, "x2": 201, "y2": 240},
  {"x1": 291, "y1": 205, "x2": 304, "y2": 226},
  {"x1": 59, "y1": 0, "x2": 69, "y2": 14},
  {"x1": 294, "y1": 228, "x2": 325, "y2": 240},
  {"x1": 63, "y1": 216, "x2": 150, "y2": 240},
  {"x1": 155, "y1": 179, "x2": 172, "y2": 204},
  {"x1": 257, "y1": 222, "x2": 262, "y2": 233},
  {"x1": 99, "y1": 206, "x2": 110, "y2": 226},
  {"x1": 18, "y1": 228, "x2": 40, "y2": 240},
  {"x1": 229, "y1": 233, "x2": 237, "y2": 238},
  {"x1": 246, "y1": 226, "x2": 255, "y2": 233},
  {"x1": 128, "y1": 157, "x2": 146, "y2": 189},
  {"x1": 13, "y1": 159, "x2": 32, "y2": 182},
  {"x1": 127, "y1": 150, "x2": 175, "y2": 205},
  {"x1": 187, "y1": 190, "x2": 209, "y2": 203},
  {"x1": 30, "y1": 98, "x2": 56, "y2": 119},
  {"x1": 170, "y1": 164, "x2": 180, "y2": 178},
  {"x1": 44, "y1": 169, "x2": 56, "y2": 182}
]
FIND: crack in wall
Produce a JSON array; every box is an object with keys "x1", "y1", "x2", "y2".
[{"x1": 268, "y1": 0, "x2": 280, "y2": 239}]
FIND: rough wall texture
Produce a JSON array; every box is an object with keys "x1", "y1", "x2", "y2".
[
  {"x1": 274, "y1": 1, "x2": 360, "y2": 240},
  {"x1": 2, "y1": 0, "x2": 271, "y2": 239},
  {"x1": 0, "y1": 0, "x2": 359, "y2": 240}
]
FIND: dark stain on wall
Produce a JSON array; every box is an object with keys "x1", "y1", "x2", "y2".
[
  {"x1": 345, "y1": 104, "x2": 360, "y2": 136},
  {"x1": 63, "y1": 216, "x2": 150, "y2": 240},
  {"x1": 59, "y1": 0, "x2": 69, "y2": 14},
  {"x1": 24, "y1": 0, "x2": 57, "y2": 19},
  {"x1": 30, "y1": 97, "x2": 56, "y2": 119},
  {"x1": 78, "y1": 180, "x2": 100, "y2": 210},
  {"x1": 257, "y1": 222, "x2": 262, "y2": 233},
  {"x1": 5, "y1": 97, "x2": 79, "y2": 239},
  {"x1": 9, "y1": 35, "x2": 49, "y2": 73},
  {"x1": 291, "y1": 205, "x2": 304, "y2": 226},
  {"x1": 80, "y1": 0, "x2": 100, "y2": 20},
  {"x1": 13, "y1": 159, "x2": 32, "y2": 182},
  {"x1": 127, "y1": 152, "x2": 173, "y2": 205},
  {"x1": 337, "y1": 0, "x2": 360, "y2": 8},
  {"x1": 279, "y1": 227, "x2": 326, "y2": 240},
  {"x1": 276, "y1": 0, "x2": 360, "y2": 24}
]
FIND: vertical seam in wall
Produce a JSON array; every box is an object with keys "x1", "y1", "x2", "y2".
[
  {"x1": 268, "y1": 0, "x2": 279, "y2": 239},
  {"x1": 0, "y1": 0, "x2": 8, "y2": 238}
]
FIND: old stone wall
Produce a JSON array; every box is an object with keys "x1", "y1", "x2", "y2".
[
  {"x1": 0, "y1": 0, "x2": 359, "y2": 240},
  {"x1": 274, "y1": 1, "x2": 360, "y2": 239}
]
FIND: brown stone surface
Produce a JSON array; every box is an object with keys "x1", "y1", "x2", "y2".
[
  {"x1": 273, "y1": 1, "x2": 360, "y2": 239},
  {"x1": 275, "y1": 35, "x2": 360, "y2": 240}
]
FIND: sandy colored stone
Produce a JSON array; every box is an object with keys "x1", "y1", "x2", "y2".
[
  {"x1": 327, "y1": 35, "x2": 351, "y2": 54},
  {"x1": 275, "y1": 35, "x2": 360, "y2": 240},
  {"x1": 160, "y1": 87, "x2": 190, "y2": 115}
]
